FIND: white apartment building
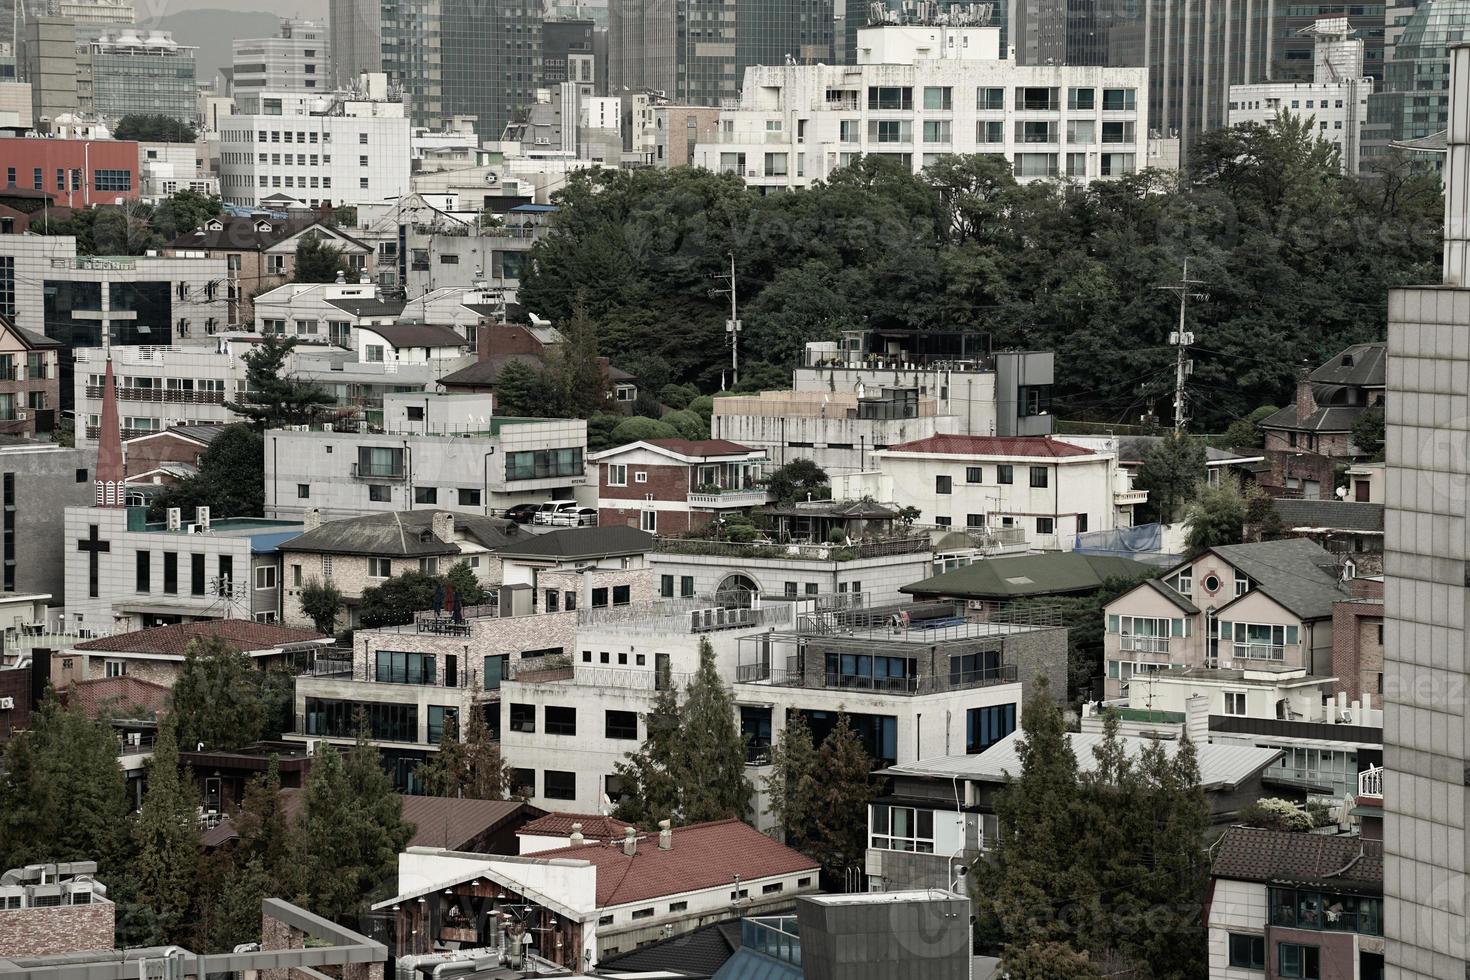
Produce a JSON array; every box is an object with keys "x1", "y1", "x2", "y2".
[
  {"x1": 72, "y1": 344, "x2": 239, "y2": 447},
  {"x1": 217, "y1": 101, "x2": 411, "y2": 209},
  {"x1": 137, "y1": 142, "x2": 217, "y2": 204},
  {"x1": 231, "y1": 19, "x2": 330, "y2": 95},
  {"x1": 834, "y1": 434, "x2": 1144, "y2": 551},
  {"x1": 264, "y1": 403, "x2": 587, "y2": 521},
  {"x1": 693, "y1": 25, "x2": 1149, "y2": 189},
  {"x1": 1228, "y1": 17, "x2": 1372, "y2": 173}
]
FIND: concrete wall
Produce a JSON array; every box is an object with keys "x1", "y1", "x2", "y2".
[
  {"x1": 796, "y1": 894, "x2": 970, "y2": 980},
  {"x1": 1, "y1": 443, "x2": 93, "y2": 604},
  {"x1": 648, "y1": 550, "x2": 933, "y2": 606}
]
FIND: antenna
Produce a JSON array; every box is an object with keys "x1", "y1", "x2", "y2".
[{"x1": 1155, "y1": 259, "x2": 1208, "y2": 435}]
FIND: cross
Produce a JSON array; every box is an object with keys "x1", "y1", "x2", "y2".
[{"x1": 77, "y1": 524, "x2": 110, "y2": 599}]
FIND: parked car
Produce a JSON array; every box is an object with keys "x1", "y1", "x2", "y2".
[
  {"x1": 532, "y1": 500, "x2": 576, "y2": 525},
  {"x1": 575, "y1": 508, "x2": 598, "y2": 527},
  {"x1": 505, "y1": 503, "x2": 541, "y2": 524},
  {"x1": 547, "y1": 503, "x2": 584, "y2": 526}
]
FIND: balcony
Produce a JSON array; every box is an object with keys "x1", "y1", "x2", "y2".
[
  {"x1": 652, "y1": 535, "x2": 930, "y2": 563},
  {"x1": 85, "y1": 385, "x2": 225, "y2": 405},
  {"x1": 1119, "y1": 635, "x2": 1170, "y2": 655},
  {"x1": 351, "y1": 462, "x2": 407, "y2": 480},
  {"x1": 687, "y1": 488, "x2": 770, "y2": 508},
  {"x1": 1114, "y1": 488, "x2": 1149, "y2": 507},
  {"x1": 735, "y1": 662, "x2": 1017, "y2": 696},
  {"x1": 1358, "y1": 764, "x2": 1383, "y2": 799}
]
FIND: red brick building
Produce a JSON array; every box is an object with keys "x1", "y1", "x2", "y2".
[
  {"x1": 588, "y1": 438, "x2": 769, "y2": 536},
  {"x1": 0, "y1": 137, "x2": 141, "y2": 208},
  {"x1": 1259, "y1": 343, "x2": 1384, "y2": 499},
  {"x1": 1332, "y1": 577, "x2": 1384, "y2": 709},
  {"x1": 0, "y1": 315, "x2": 62, "y2": 436},
  {"x1": 124, "y1": 423, "x2": 225, "y2": 484}
]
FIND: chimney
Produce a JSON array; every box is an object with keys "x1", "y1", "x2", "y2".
[
  {"x1": 431, "y1": 511, "x2": 455, "y2": 543},
  {"x1": 304, "y1": 507, "x2": 322, "y2": 531},
  {"x1": 1185, "y1": 694, "x2": 1209, "y2": 744},
  {"x1": 622, "y1": 826, "x2": 637, "y2": 857},
  {"x1": 570, "y1": 822, "x2": 584, "y2": 846},
  {"x1": 1294, "y1": 362, "x2": 1317, "y2": 424},
  {"x1": 475, "y1": 322, "x2": 491, "y2": 363},
  {"x1": 658, "y1": 819, "x2": 671, "y2": 851},
  {"x1": 1445, "y1": 45, "x2": 1470, "y2": 285}
]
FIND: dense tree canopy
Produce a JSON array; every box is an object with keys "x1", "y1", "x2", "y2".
[
  {"x1": 148, "y1": 424, "x2": 266, "y2": 520},
  {"x1": 224, "y1": 335, "x2": 336, "y2": 429},
  {"x1": 114, "y1": 114, "x2": 198, "y2": 142},
  {"x1": 520, "y1": 121, "x2": 1439, "y2": 426},
  {"x1": 32, "y1": 192, "x2": 222, "y2": 255}
]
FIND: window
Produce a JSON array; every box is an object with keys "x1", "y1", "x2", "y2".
[
  {"x1": 254, "y1": 566, "x2": 277, "y2": 590},
  {"x1": 1102, "y1": 88, "x2": 1137, "y2": 111},
  {"x1": 506, "y1": 448, "x2": 584, "y2": 481},
  {"x1": 977, "y1": 87, "x2": 1004, "y2": 110},
  {"x1": 1029, "y1": 466, "x2": 1049, "y2": 488},
  {"x1": 613, "y1": 584, "x2": 631, "y2": 606},
  {"x1": 369, "y1": 484, "x2": 391, "y2": 502},
  {"x1": 967, "y1": 703, "x2": 1016, "y2": 753},
  {"x1": 922, "y1": 86, "x2": 952, "y2": 110},
  {"x1": 762, "y1": 882, "x2": 784, "y2": 895},
  {"x1": 1037, "y1": 517, "x2": 1055, "y2": 535},
  {"x1": 869, "y1": 804, "x2": 935, "y2": 853},
  {"x1": 163, "y1": 552, "x2": 178, "y2": 594},
  {"x1": 190, "y1": 553, "x2": 206, "y2": 596},
  {"x1": 997, "y1": 465, "x2": 1013, "y2": 485},
  {"x1": 305, "y1": 699, "x2": 417, "y2": 741},
  {"x1": 427, "y1": 705, "x2": 458, "y2": 743},
  {"x1": 544, "y1": 770, "x2": 576, "y2": 800},
  {"x1": 977, "y1": 120, "x2": 1004, "y2": 143},
  {"x1": 641, "y1": 510, "x2": 657, "y2": 532},
  {"x1": 1227, "y1": 934, "x2": 1265, "y2": 970},
  {"x1": 1068, "y1": 87, "x2": 1095, "y2": 110},
  {"x1": 867, "y1": 86, "x2": 912, "y2": 110},
  {"x1": 296, "y1": 483, "x2": 310, "y2": 499},
  {"x1": 105, "y1": 659, "x2": 127, "y2": 678},
  {"x1": 458, "y1": 488, "x2": 481, "y2": 507},
  {"x1": 509, "y1": 703, "x2": 535, "y2": 733},
  {"x1": 669, "y1": 901, "x2": 688, "y2": 913},
  {"x1": 1278, "y1": 943, "x2": 1320, "y2": 979},
  {"x1": 1176, "y1": 569, "x2": 1193, "y2": 596},
  {"x1": 936, "y1": 475, "x2": 952, "y2": 495},
  {"x1": 965, "y1": 466, "x2": 983, "y2": 484},
  {"x1": 631, "y1": 907, "x2": 654, "y2": 920},
  {"x1": 135, "y1": 550, "x2": 150, "y2": 592},
  {"x1": 545, "y1": 706, "x2": 576, "y2": 736},
  {"x1": 935, "y1": 516, "x2": 951, "y2": 527},
  {"x1": 414, "y1": 486, "x2": 437, "y2": 505},
  {"x1": 1225, "y1": 691, "x2": 1247, "y2": 716},
  {"x1": 94, "y1": 170, "x2": 132, "y2": 192},
  {"x1": 510, "y1": 768, "x2": 535, "y2": 796},
  {"x1": 1102, "y1": 121, "x2": 1136, "y2": 144},
  {"x1": 922, "y1": 120, "x2": 951, "y2": 143},
  {"x1": 1068, "y1": 119, "x2": 1096, "y2": 144},
  {"x1": 368, "y1": 557, "x2": 392, "y2": 578},
  {"x1": 764, "y1": 153, "x2": 788, "y2": 177},
  {"x1": 606, "y1": 709, "x2": 638, "y2": 740},
  {"x1": 634, "y1": 471, "x2": 648, "y2": 483},
  {"x1": 660, "y1": 574, "x2": 675, "y2": 598},
  {"x1": 607, "y1": 463, "x2": 627, "y2": 486},
  {"x1": 1218, "y1": 621, "x2": 1298, "y2": 661},
  {"x1": 376, "y1": 650, "x2": 436, "y2": 685}
]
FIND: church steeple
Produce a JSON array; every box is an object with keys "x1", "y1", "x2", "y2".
[{"x1": 95, "y1": 352, "x2": 123, "y2": 507}]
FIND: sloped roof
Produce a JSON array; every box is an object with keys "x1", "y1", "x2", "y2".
[
  {"x1": 495, "y1": 525, "x2": 653, "y2": 562},
  {"x1": 532, "y1": 819, "x2": 819, "y2": 908},
  {"x1": 1310, "y1": 343, "x2": 1386, "y2": 388},
  {"x1": 282, "y1": 510, "x2": 520, "y2": 558},
  {"x1": 517, "y1": 812, "x2": 635, "y2": 840},
  {"x1": 0, "y1": 316, "x2": 62, "y2": 349},
  {"x1": 598, "y1": 919, "x2": 742, "y2": 977},
  {"x1": 324, "y1": 297, "x2": 406, "y2": 318},
  {"x1": 1207, "y1": 538, "x2": 1348, "y2": 620},
  {"x1": 438, "y1": 353, "x2": 544, "y2": 388},
  {"x1": 74, "y1": 619, "x2": 328, "y2": 656},
  {"x1": 884, "y1": 435, "x2": 1096, "y2": 458},
  {"x1": 364, "y1": 323, "x2": 467, "y2": 349},
  {"x1": 1258, "y1": 403, "x2": 1366, "y2": 434},
  {"x1": 888, "y1": 731, "x2": 1282, "y2": 792},
  {"x1": 1141, "y1": 576, "x2": 1200, "y2": 614},
  {"x1": 1212, "y1": 826, "x2": 1382, "y2": 892},
  {"x1": 169, "y1": 216, "x2": 367, "y2": 252},
  {"x1": 591, "y1": 438, "x2": 761, "y2": 463},
  {"x1": 124, "y1": 423, "x2": 228, "y2": 451},
  {"x1": 902, "y1": 553, "x2": 1157, "y2": 600},
  {"x1": 1272, "y1": 499, "x2": 1384, "y2": 534}
]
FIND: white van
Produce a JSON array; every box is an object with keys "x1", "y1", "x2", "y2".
[{"x1": 533, "y1": 499, "x2": 578, "y2": 525}]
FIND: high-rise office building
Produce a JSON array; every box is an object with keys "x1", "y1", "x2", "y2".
[
  {"x1": 841, "y1": 0, "x2": 1004, "y2": 63},
  {"x1": 85, "y1": 29, "x2": 196, "y2": 125},
  {"x1": 327, "y1": 0, "x2": 381, "y2": 86},
  {"x1": 542, "y1": 18, "x2": 604, "y2": 96},
  {"x1": 611, "y1": 0, "x2": 836, "y2": 108},
  {"x1": 1382, "y1": 40, "x2": 1470, "y2": 980},
  {"x1": 1367, "y1": 0, "x2": 1470, "y2": 163},
  {"x1": 232, "y1": 19, "x2": 330, "y2": 95}
]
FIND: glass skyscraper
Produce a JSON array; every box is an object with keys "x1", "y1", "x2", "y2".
[{"x1": 1367, "y1": 0, "x2": 1470, "y2": 154}]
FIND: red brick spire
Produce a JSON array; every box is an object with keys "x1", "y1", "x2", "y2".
[{"x1": 95, "y1": 355, "x2": 123, "y2": 507}]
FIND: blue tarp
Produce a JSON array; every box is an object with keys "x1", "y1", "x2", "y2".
[{"x1": 1072, "y1": 523, "x2": 1181, "y2": 567}]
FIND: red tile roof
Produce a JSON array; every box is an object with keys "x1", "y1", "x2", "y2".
[
  {"x1": 75, "y1": 619, "x2": 328, "y2": 657},
  {"x1": 643, "y1": 439, "x2": 758, "y2": 458},
  {"x1": 532, "y1": 818, "x2": 819, "y2": 908},
  {"x1": 886, "y1": 435, "x2": 1096, "y2": 458},
  {"x1": 62, "y1": 676, "x2": 171, "y2": 720},
  {"x1": 517, "y1": 812, "x2": 635, "y2": 840}
]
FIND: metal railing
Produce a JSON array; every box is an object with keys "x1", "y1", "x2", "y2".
[
  {"x1": 350, "y1": 462, "x2": 407, "y2": 480},
  {"x1": 115, "y1": 735, "x2": 156, "y2": 755},
  {"x1": 653, "y1": 535, "x2": 930, "y2": 563},
  {"x1": 1120, "y1": 636, "x2": 1170, "y2": 654},
  {"x1": 737, "y1": 662, "x2": 1017, "y2": 696},
  {"x1": 84, "y1": 385, "x2": 225, "y2": 404},
  {"x1": 577, "y1": 596, "x2": 793, "y2": 633}
]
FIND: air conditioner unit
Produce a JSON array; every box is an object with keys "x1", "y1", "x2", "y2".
[
  {"x1": 15, "y1": 411, "x2": 25, "y2": 421},
  {"x1": 185, "y1": 523, "x2": 198, "y2": 534},
  {"x1": 0, "y1": 697, "x2": 14, "y2": 710},
  {"x1": 195, "y1": 506, "x2": 211, "y2": 530},
  {"x1": 166, "y1": 507, "x2": 182, "y2": 531}
]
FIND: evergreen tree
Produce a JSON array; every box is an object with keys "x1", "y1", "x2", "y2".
[
  {"x1": 1183, "y1": 477, "x2": 1248, "y2": 552},
  {"x1": 612, "y1": 686, "x2": 683, "y2": 827},
  {"x1": 442, "y1": 560, "x2": 490, "y2": 605},
  {"x1": 170, "y1": 635, "x2": 266, "y2": 751},
  {"x1": 1134, "y1": 437, "x2": 1208, "y2": 524},
  {"x1": 491, "y1": 360, "x2": 553, "y2": 418},
  {"x1": 1001, "y1": 942, "x2": 1103, "y2": 980},
  {"x1": 415, "y1": 701, "x2": 508, "y2": 800},
  {"x1": 148, "y1": 425, "x2": 267, "y2": 521},
  {"x1": 292, "y1": 234, "x2": 346, "y2": 283},
  {"x1": 1129, "y1": 736, "x2": 1210, "y2": 979},
  {"x1": 544, "y1": 300, "x2": 608, "y2": 417},
  {"x1": 0, "y1": 732, "x2": 55, "y2": 868},
  {"x1": 192, "y1": 851, "x2": 272, "y2": 953},
  {"x1": 298, "y1": 577, "x2": 343, "y2": 634},
  {"x1": 224, "y1": 335, "x2": 335, "y2": 429},
  {"x1": 298, "y1": 733, "x2": 413, "y2": 923},
  {"x1": 128, "y1": 720, "x2": 201, "y2": 942},
  {"x1": 808, "y1": 713, "x2": 875, "y2": 878},
  {"x1": 675, "y1": 638, "x2": 749, "y2": 823},
  {"x1": 764, "y1": 712, "x2": 820, "y2": 847},
  {"x1": 358, "y1": 570, "x2": 441, "y2": 628},
  {"x1": 233, "y1": 758, "x2": 300, "y2": 893}
]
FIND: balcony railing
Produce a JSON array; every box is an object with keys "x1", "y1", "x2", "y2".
[
  {"x1": 687, "y1": 488, "x2": 770, "y2": 507},
  {"x1": 736, "y1": 663, "x2": 1017, "y2": 696},
  {"x1": 84, "y1": 385, "x2": 225, "y2": 404},
  {"x1": 351, "y1": 462, "x2": 407, "y2": 480},
  {"x1": 1119, "y1": 635, "x2": 1170, "y2": 654},
  {"x1": 653, "y1": 535, "x2": 930, "y2": 563},
  {"x1": 1231, "y1": 643, "x2": 1297, "y2": 663},
  {"x1": 1358, "y1": 765, "x2": 1383, "y2": 799}
]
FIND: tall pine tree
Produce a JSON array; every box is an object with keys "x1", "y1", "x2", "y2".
[
  {"x1": 612, "y1": 685, "x2": 683, "y2": 827},
  {"x1": 415, "y1": 701, "x2": 509, "y2": 800},
  {"x1": 764, "y1": 712, "x2": 820, "y2": 847},
  {"x1": 128, "y1": 720, "x2": 201, "y2": 943},
  {"x1": 676, "y1": 638, "x2": 749, "y2": 823},
  {"x1": 809, "y1": 713, "x2": 875, "y2": 879}
]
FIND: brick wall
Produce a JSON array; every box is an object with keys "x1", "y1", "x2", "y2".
[
  {"x1": 599, "y1": 461, "x2": 689, "y2": 504},
  {"x1": 1331, "y1": 596, "x2": 1384, "y2": 708},
  {"x1": 0, "y1": 903, "x2": 114, "y2": 956},
  {"x1": 125, "y1": 433, "x2": 209, "y2": 481},
  {"x1": 0, "y1": 664, "x2": 31, "y2": 742}
]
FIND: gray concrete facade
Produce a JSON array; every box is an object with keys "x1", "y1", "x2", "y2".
[{"x1": 0, "y1": 442, "x2": 93, "y2": 605}]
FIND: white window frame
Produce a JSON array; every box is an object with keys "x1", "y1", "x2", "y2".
[
  {"x1": 368, "y1": 557, "x2": 392, "y2": 579},
  {"x1": 634, "y1": 471, "x2": 648, "y2": 484},
  {"x1": 104, "y1": 659, "x2": 127, "y2": 678},
  {"x1": 1224, "y1": 691, "x2": 1247, "y2": 716},
  {"x1": 254, "y1": 566, "x2": 277, "y2": 590},
  {"x1": 641, "y1": 510, "x2": 657, "y2": 532},
  {"x1": 607, "y1": 463, "x2": 627, "y2": 487}
]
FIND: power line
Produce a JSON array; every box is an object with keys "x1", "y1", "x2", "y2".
[{"x1": 1154, "y1": 259, "x2": 1207, "y2": 436}]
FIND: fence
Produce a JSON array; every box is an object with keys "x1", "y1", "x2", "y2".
[
  {"x1": 653, "y1": 535, "x2": 931, "y2": 563},
  {"x1": 737, "y1": 662, "x2": 1017, "y2": 696}
]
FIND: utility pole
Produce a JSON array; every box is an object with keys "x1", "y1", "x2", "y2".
[
  {"x1": 1156, "y1": 259, "x2": 1207, "y2": 435},
  {"x1": 708, "y1": 253, "x2": 741, "y2": 388}
]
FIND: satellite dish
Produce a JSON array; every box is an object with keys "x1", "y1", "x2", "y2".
[
  {"x1": 484, "y1": 172, "x2": 499, "y2": 185},
  {"x1": 1335, "y1": 486, "x2": 1348, "y2": 499}
]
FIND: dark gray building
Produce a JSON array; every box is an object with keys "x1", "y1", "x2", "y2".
[
  {"x1": 542, "y1": 18, "x2": 606, "y2": 95},
  {"x1": 0, "y1": 441, "x2": 93, "y2": 605}
]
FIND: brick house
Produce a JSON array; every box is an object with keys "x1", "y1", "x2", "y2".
[
  {"x1": 437, "y1": 320, "x2": 639, "y2": 407},
  {"x1": 589, "y1": 439, "x2": 770, "y2": 536},
  {"x1": 1259, "y1": 343, "x2": 1385, "y2": 499},
  {"x1": 1332, "y1": 578, "x2": 1384, "y2": 709},
  {"x1": 166, "y1": 215, "x2": 372, "y2": 328},
  {"x1": 0, "y1": 314, "x2": 62, "y2": 436},
  {"x1": 56, "y1": 619, "x2": 331, "y2": 689},
  {"x1": 123, "y1": 423, "x2": 226, "y2": 485},
  {"x1": 0, "y1": 862, "x2": 114, "y2": 957}
]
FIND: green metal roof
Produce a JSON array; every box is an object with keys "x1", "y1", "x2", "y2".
[{"x1": 901, "y1": 552, "x2": 1157, "y2": 600}]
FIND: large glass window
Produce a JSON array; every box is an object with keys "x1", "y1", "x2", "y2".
[
  {"x1": 505, "y1": 448, "x2": 584, "y2": 481},
  {"x1": 1227, "y1": 934, "x2": 1265, "y2": 969},
  {"x1": 545, "y1": 705, "x2": 577, "y2": 736},
  {"x1": 509, "y1": 702, "x2": 535, "y2": 733},
  {"x1": 867, "y1": 86, "x2": 912, "y2": 110},
  {"x1": 823, "y1": 652, "x2": 916, "y2": 691},
  {"x1": 304, "y1": 698, "x2": 417, "y2": 742},
  {"x1": 1278, "y1": 943, "x2": 1320, "y2": 979},
  {"x1": 544, "y1": 770, "x2": 576, "y2": 800},
  {"x1": 1102, "y1": 88, "x2": 1137, "y2": 111},
  {"x1": 427, "y1": 705, "x2": 458, "y2": 743},
  {"x1": 606, "y1": 710, "x2": 638, "y2": 740},
  {"x1": 796, "y1": 709, "x2": 897, "y2": 766},
  {"x1": 966, "y1": 703, "x2": 1017, "y2": 753},
  {"x1": 357, "y1": 446, "x2": 404, "y2": 478},
  {"x1": 740, "y1": 705, "x2": 772, "y2": 763},
  {"x1": 869, "y1": 804, "x2": 935, "y2": 852},
  {"x1": 1217, "y1": 620, "x2": 1298, "y2": 661},
  {"x1": 922, "y1": 86, "x2": 952, "y2": 110},
  {"x1": 977, "y1": 87, "x2": 1004, "y2": 110},
  {"x1": 1270, "y1": 887, "x2": 1381, "y2": 936},
  {"x1": 376, "y1": 650, "x2": 436, "y2": 685}
]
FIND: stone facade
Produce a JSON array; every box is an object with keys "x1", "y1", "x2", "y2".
[{"x1": 0, "y1": 902, "x2": 114, "y2": 956}]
